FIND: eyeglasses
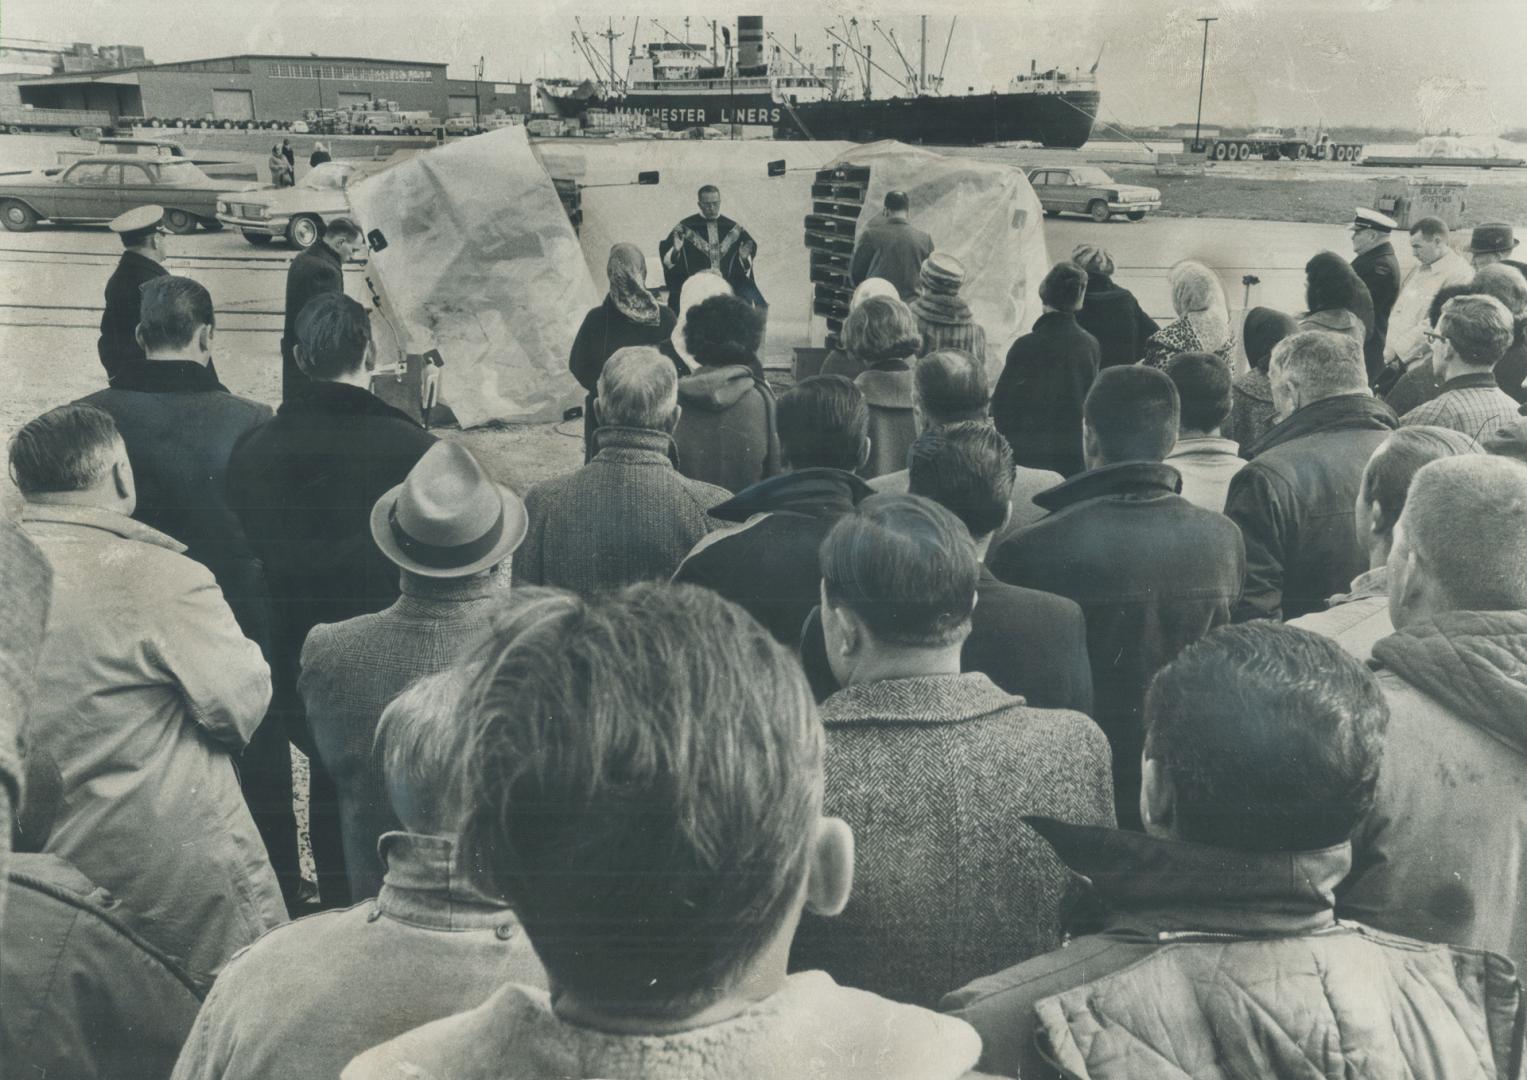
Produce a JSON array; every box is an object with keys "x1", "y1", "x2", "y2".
[{"x1": 1422, "y1": 329, "x2": 1451, "y2": 346}]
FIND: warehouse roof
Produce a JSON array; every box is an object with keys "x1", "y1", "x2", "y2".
[{"x1": 14, "y1": 53, "x2": 448, "y2": 85}]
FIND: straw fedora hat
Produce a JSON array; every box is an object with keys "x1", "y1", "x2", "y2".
[{"x1": 370, "y1": 442, "x2": 526, "y2": 577}]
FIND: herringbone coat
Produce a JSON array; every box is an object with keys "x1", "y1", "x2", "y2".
[{"x1": 790, "y1": 672, "x2": 1115, "y2": 1007}]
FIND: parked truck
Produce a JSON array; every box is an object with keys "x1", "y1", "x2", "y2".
[
  {"x1": 0, "y1": 104, "x2": 112, "y2": 135},
  {"x1": 1183, "y1": 127, "x2": 1364, "y2": 162}
]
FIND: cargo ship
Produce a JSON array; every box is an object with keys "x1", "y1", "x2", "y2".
[{"x1": 544, "y1": 16, "x2": 1100, "y2": 148}]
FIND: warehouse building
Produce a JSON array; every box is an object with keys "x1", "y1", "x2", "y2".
[{"x1": 11, "y1": 54, "x2": 533, "y2": 124}]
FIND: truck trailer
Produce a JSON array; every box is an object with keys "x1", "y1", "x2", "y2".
[{"x1": 0, "y1": 104, "x2": 112, "y2": 135}]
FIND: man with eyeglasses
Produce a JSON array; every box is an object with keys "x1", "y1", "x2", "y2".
[
  {"x1": 98, "y1": 204, "x2": 171, "y2": 386},
  {"x1": 659, "y1": 184, "x2": 765, "y2": 312},
  {"x1": 1401, "y1": 294, "x2": 1521, "y2": 437}
]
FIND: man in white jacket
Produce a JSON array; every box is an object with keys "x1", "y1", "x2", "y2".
[
  {"x1": 1383, "y1": 215, "x2": 1474, "y2": 374},
  {"x1": 12, "y1": 402, "x2": 285, "y2": 989}
]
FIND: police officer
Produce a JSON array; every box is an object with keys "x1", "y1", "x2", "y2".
[
  {"x1": 1349, "y1": 207, "x2": 1401, "y2": 381},
  {"x1": 98, "y1": 204, "x2": 170, "y2": 385}
]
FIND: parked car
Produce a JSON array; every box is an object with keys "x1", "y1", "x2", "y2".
[
  {"x1": 1025, "y1": 165, "x2": 1162, "y2": 222},
  {"x1": 216, "y1": 159, "x2": 363, "y2": 248},
  {"x1": 56, "y1": 137, "x2": 260, "y2": 183},
  {"x1": 444, "y1": 115, "x2": 478, "y2": 135},
  {"x1": 0, "y1": 154, "x2": 257, "y2": 233}
]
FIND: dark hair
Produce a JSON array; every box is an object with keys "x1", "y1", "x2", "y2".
[
  {"x1": 820, "y1": 493, "x2": 978, "y2": 647},
  {"x1": 295, "y1": 292, "x2": 371, "y2": 380},
  {"x1": 1083, "y1": 365, "x2": 1180, "y2": 464},
  {"x1": 8, "y1": 403, "x2": 121, "y2": 495},
  {"x1": 137, "y1": 276, "x2": 215, "y2": 353},
  {"x1": 1304, "y1": 250, "x2": 1366, "y2": 315},
  {"x1": 1438, "y1": 294, "x2": 1515, "y2": 367},
  {"x1": 456, "y1": 584, "x2": 820, "y2": 1014},
  {"x1": 682, "y1": 294, "x2": 766, "y2": 370},
  {"x1": 697, "y1": 184, "x2": 720, "y2": 200},
  {"x1": 1360, "y1": 425, "x2": 1482, "y2": 537},
  {"x1": 324, "y1": 216, "x2": 363, "y2": 242},
  {"x1": 776, "y1": 375, "x2": 867, "y2": 470},
  {"x1": 1410, "y1": 216, "x2": 1450, "y2": 241},
  {"x1": 1164, "y1": 351, "x2": 1232, "y2": 433},
  {"x1": 914, "y1": 349, "x2": 988, "y2": 426},
  {"x1": 1243, "y1": 307, "x2": 1297, "y2": 374},
  {"x1": 1038, "y1": 261, "x2": 1088, "y2": 311},
  {"x1": 883, "y1": 190, "x2": 910, "y2": 212},
  {"x1": 1145, "y1": 622, "x2": 1389, "y2": 852},
  {"x1": 1427, "y1": 283, "x2": 1476, "y2": 329},
  {"x1": 907, "y1": 422, "x2": 1013, "y2": 539}
]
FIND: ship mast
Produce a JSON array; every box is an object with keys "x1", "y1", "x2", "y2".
[{"x1": 920, "y1": 15, "x2": 926, "y2": 92}]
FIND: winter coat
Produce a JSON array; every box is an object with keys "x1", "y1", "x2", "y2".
[
  {"x1": 850, "y1": 215, "x2": 935, "y2": 301},
  {"x1": 1225, "y1": 393, "x2": 1398, "y2": 622},
  {"x1": 279, "y1": 242, "x2": 344, "y2": 401},
  {"x1": 673, "y1": 467, "x2": 874, "y2": 645},
  {"x1": 1352, "y1": 241, "x2": 1401, "y2": 344},
  {"x1": 344, "y1": 970, "x2": 985, "y2": 1080},
  {"x1": 674, "y1": 364, "x2": 781, "y2": 492},
  {"x1": 169, "y1": 833, "x2": 546, "y2": 1080},
  {"x1": 945, "y1": 819, "x2": 1526, "y2": 1080},
  {"x1": 0, "y1": 523, "x2": 49, "y2": 911},
  {"x1": 568, "y1": 297, "x2": 680, "y2": 462},
  {"x1": 1401, "y1": 370, "x2": 1523, "y2": 438},
  {"x1": 918, "y1": 318, "x2": 989, "y2": 369},
  {"x1": 855, "y1": 365, "x2": 916, "y2": 479},
  {"x1": 1384, "y1": 358, "x2": 1446, "y2": 416},
  {"x1": 517, "y1": 426, "x2": 729, "y2": 595},
  {"x1": 1339, "y1": 610, "x2": 1527, "y2": 974},
  {"x1": 78, "y1": 360, "x2": 273, "y2": 643},
  {"x1": 1163, "y1": 434, "x2": 1245, "y2": 512},
  {"x1": 1301, "y1": 284, "x2": 1383, "y2": 383},
  {"x1": 869, "y1": 460, "x2": 1063, "y2": 534},
  {"x1": 791, "y1": 673, "x2": 1115, "y2": 1008},
  {"x1": 1076, "y1": 272, "x2": 1158, "y2": 368},
  {"x1": 21, "y1": 504, "x2": 284, "y2": 986},
  {"x1": 97, "y1": 249, "x2": 169, "y2": 384},
  {"x1": 1225, "y1": 367, "x2": 1277, "y2": 449},
  {"x1": 1140, "y1": 316, "x2": 1237, "y2": 370},
  {"x1": 3, "y1": 852, "x2": 203, "y2": 1079},
  {"x1": 796, "y1": 566, "x2": 1095, "y2": 714},
  {"x1": 1496, "y1": 334, "x2": 1527, "y2": 405},
  {"x1": 989, "y1": 462, "x2": 1246, "y2": 828},
  {"x1": 992, "y1": 311, "x2": 1101, "y2": 478},
  {"x1": 1298, "y1": 306, "x2": 1367, "y2": 349},
  {"x1": 1286, "y1": 565, "x2": 1392, "y2": 662},
  {"x1": 300, "y1": 571, "x2": 508, "y2": 900}
]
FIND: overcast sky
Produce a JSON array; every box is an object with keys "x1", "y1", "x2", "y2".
[{"x1": 5, "y1": 0, "x2": 1525, "y2": 132}]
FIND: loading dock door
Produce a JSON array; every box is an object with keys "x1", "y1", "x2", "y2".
[
  {"x1": 338, "y1": 92, "x2": 371, "y2": 109},
  {"x1": 213, "y1": 89, "x2": 254, "y2": 121},
  {"x1": 449, "y1": 95, "x2": 478, "y2": 116}
]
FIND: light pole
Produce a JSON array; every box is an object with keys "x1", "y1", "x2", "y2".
[
  {"x1": 1193, "y1": 16, "x2": 1216, "y2": 153},
  {"x1": 474, "y1": 55, "x2": 484, "y2": 132}
]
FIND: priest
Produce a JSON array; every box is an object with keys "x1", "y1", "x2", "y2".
[{"x1": 660, "y1": 184, "x2": 766, "y2": 311}]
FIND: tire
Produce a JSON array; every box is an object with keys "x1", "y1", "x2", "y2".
[
  {"x1": 1088, "y1": 200, "x2": 1110, "y2": 223},
  {"x1": 287, "y1": 214, "x2": 322, "y2": 249},
  {"x1": 199, "y1": 216, "x2": 224, "y2": 232},
  {"x1": 0, "y1": 199, "x2": 37, "y2": 231},
  {"x1": 163, "y1": 208, "x2": 198, "y2": 234},
  {"x1": 241, "y1": 229, "x2": 274, "y2": 246},
  {"x1": 1212, "y1": 141, "x2": 1228, "y2": 161},
  {"x1": 5, "y1": 124, "x2": 20, "y2": 135},
  {"x1": 1296, "y1": 143, "x2": 1309, "y2": 160},
  {"x1": 1126, "y1": 210, "x2": 1147, "y2": 221},
  {"x1": 1237, "y1": 142, "x2": 1251, "y2": 160},
  {"x1": 390, "y1": 126, "x2": 400, "y2": 135}
]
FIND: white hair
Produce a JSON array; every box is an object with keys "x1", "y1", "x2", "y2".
[{"x1": 597, "y1": 347, "x2": 678, "y2": 430}]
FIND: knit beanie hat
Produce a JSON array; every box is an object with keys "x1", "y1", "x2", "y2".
[
  {"x1": 1242, "y1": 307, "x2": 1298, "y2": 372},
  {"x1": 1071, "y1": 243, "x2": 1115, "y2": 277},
  {"x1": 911, "y1": 252, "x2": 973, "y2": 326}
]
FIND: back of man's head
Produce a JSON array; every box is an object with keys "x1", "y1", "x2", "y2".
[
  {"x1": 1164, "y1": 351, "x2": 1232, "y2": 435},
  {"x1": 820, "y1": 492, "x2": 978, "y2": 648},
  {"x1": 1270, "y1": 330, "x2": 1369, "y2": 404},
  {"x1": 8, "y1": 403, "x2": 122, "y2": 498},
  {"x1": 138, "y1": 276, "x2": 215, "y2": 354},
  {"x1": 1360, "y1": 426, "x2": 1483, "y2": 540},
  {"x1": 323, "y1": 215, "x2": 363, "y2": 246},
  {"x1": 1411, "y1": 215, "x2": 1450, "y2": 242},
  {"x1": 776, "y1": 374, "x2": 868, "y2": 471},
  {"x1": 883, "y1": 190, "x2": 910, "y2": 214},
  {"x1": 456, "y1": 583, "x2": 823, "y2": 1016},
  {"x1": 1083, "y1": 366, "x2": 1180, "y2": 465},
  {"x1": 1427, "y1": 283, "x2": 1477, "y2": 329},
  {"x1": 295, "y1": 292, "x2": 371, "y2": 381},
  {"x1": 1439, "y1": 294, "x2": 1515, "y2": 369},
  {"x1": 1471, "y1": 264, "x2": 1527, "y2": 318},
  {"x1": 1039, "y1": 261, "x2": 1088, "y2": 312},
  {"x1": 596, "y1": 346, "x2": 678, "y2": 431},
  {"x1": 377, "y1": 669, "x2": 472, "y2": 836},
  {"x1": 907, "y1": 422, "x2": 1013, "y2": 541},
  {"x1": 1392, "y1": 456, "x2": 1527, "y2": 615},
  {"x1": 913, "y1": 349, "x2": 988, "y2": 428},
  {"x1": 1145, "y1": 622, "x2": 1389, "y2": 852}
]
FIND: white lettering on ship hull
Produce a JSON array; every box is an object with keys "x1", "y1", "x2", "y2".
[{"x1": 613, "y1": 105, "x2": 783, "y2": 126}]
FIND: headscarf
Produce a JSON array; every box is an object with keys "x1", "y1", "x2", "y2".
[
  {"x1": 1071, "y1": 243, "x2": 1115, "y2": 278},
  {"x1": 1242, "y1": 307, "x2": 1297, "y2": 373},
  {"x1": 606, "y1": 243, "x2": 662, "y2": 327},
  {"x1": 909, "y1": 252, "x2": 974, "y2": 326},
  {"x1": 851, "y1": 277, "x2": 899, "y2": 310},
  {"x1": 670, "y1": 271, "x2": 733, "y2": 368},
  {"x1": 1169, "y1": 260, "x2": 1233, "y2": 353}
]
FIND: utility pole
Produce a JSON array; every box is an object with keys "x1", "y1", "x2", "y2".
[
  {"x1": 712, "y1": 21, "x2": 718, "y2": 66},
  {"x1": 919, "y1": 15, "x2": 926, "y2": 93},
  {"x1": 830, "y1": 42, "x2": 840, "y2": 99},
  {"x1": 1193, "y1": 16, "x2": 1217, "y2": 152},
  {"x1": 473, "y1": 55, "x2": 484, "y2": 132}
]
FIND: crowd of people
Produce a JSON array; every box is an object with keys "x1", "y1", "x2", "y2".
[{"x1": 1, "y1": 185, "x2": 1525, "y2": 1079}]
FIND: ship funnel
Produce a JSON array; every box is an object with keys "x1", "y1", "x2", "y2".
[{"x1": 738, "y1": 17, "x2": 765, "y2": 68}]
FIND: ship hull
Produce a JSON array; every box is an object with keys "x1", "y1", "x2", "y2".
[{"x1": 554, "y1": 87, "x2": 1099, "y2": 148}]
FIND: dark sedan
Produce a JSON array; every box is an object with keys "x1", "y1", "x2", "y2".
[{"x1": 0, "y1": 154, "x2": 257, "y2": 233}]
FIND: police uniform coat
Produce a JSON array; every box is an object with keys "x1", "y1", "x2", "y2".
[
  {"x1": 659, "y1": 213, "x2": 765, "y2": 310},
  {"x1": 1352, "y1": 241, "x2": 1401, "y2": 348},
  {"x1": 97, "y1": 251, "x2": 169, "y2": 384}
]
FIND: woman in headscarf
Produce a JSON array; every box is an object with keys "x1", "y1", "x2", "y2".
[
  {"x1": 268, "y1": 144, "x2": 293, "y2": 188},
  {"x1": 1142, "y1": 260, "x2": 1236, "y2": 368},
  {"x1": 569, "y1": 242, "x2": 678, "y2": 462},
  {"x1": 1071, "y1": 243, "x2": 1158, "y2": 368},
  {"x1": 1225, "y1": 307, "x2": 1296, "y2": 449},
  {"x1": 664, "y1": 271, "x2": 733, "y2": 371},
  {"x1": 309, "y1": 141, "x2": 332, "y2": 169},
  {"x1": 1298, "y1": 250, "x2": 1380, "y2": 381}
]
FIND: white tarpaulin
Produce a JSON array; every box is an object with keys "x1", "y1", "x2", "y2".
[
  {"x1": 347, "y1": 126, "x2": 598, "y2": 428},
  {"x1": 1415, "y1": 134, "x2": 1527, "y2": 159},
  {"x1": 824, "y1": 141, "x2": 1049, "y2": 378}
]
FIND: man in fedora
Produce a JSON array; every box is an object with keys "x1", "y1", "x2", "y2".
[
  {"x1": 299, "y1": 440, "x2": 524, "y2": 901},
  {"x1": 1467, "y1": 222, "x2": 1527, "y2": 277}
]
